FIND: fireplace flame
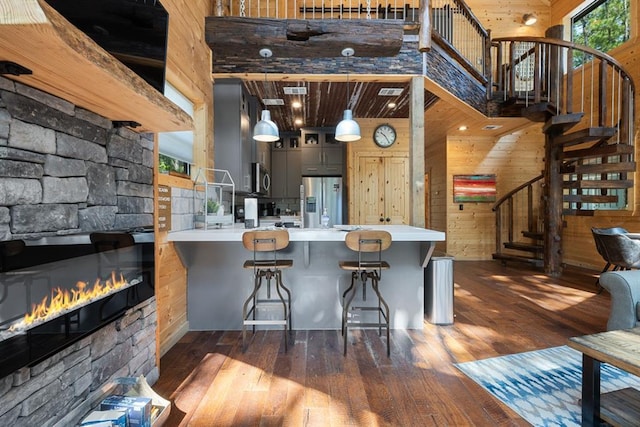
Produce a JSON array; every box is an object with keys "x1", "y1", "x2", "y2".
[{"x1": 9, "y1": 272, "x2": 128, "y2": 332}]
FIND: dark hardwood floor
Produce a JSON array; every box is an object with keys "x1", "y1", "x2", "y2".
[{"x1": 154, "y1": 261, "x2": 610, "y2": 426}]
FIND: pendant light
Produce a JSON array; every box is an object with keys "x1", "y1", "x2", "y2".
[
  {"x1": 253, "y1": 48, "x2": 280, "y2": 142},
  {"x1": 335, "y1": 47, "x2": 361, "y2": 142}
]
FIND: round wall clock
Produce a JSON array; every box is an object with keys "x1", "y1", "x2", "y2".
[{"x1": 373, "y1": 124, "x2": 397, "y2": 148}]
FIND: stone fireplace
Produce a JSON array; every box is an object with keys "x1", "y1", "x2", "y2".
[{"x1": 0, "y1": 76, "x2": 158, "y2": 426}]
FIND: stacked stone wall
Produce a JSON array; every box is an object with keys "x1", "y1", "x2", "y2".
[
  {"x1": 0, "y1": 298, "x2": 158, "y2": 427},
  {"x1": 0, "y1": 76, "x2": 155, "y2": 240}
]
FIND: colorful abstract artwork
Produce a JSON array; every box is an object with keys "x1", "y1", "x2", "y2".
[{"x1": 453, "y1": 174, "x2": 496, "y2": 203}]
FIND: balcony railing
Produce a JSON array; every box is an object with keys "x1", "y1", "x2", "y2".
[{"x1": 216, "y1": 0, "x2": 421, "y2": 22}]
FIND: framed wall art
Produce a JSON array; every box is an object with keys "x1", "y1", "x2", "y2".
[{"x1": 453, "y1": 174, "x2": 497, "y2": 203}]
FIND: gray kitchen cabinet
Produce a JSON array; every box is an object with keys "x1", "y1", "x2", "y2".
[
  {"x1": 300, "y1": 129, "x2": 344, "y2": 176},
  {"x1": 271, "y1": 134, "x2": 302, "y2": 199},
  {"x1": 213, "y1": 79, "x2": 254, "y2": 193}
]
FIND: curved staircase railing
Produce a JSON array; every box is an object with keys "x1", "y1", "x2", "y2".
[
  {"x1": 491, "y1": 174, "x2": 544, "y2": 266},
  {"x1": 491, "y1": 36, "x2": 634, "y2": 148},
  {"x1": 490, "y1": 36, "x2": 635, "y2": 267}
]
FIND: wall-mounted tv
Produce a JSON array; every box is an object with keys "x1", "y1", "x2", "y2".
[{"x1": 44, "y1": 0, "x2": 169, "y2": 93}]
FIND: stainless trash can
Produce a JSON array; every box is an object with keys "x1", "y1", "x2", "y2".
[{"x1": 425, "y1": 255, "x2": 454, "y2": 325}]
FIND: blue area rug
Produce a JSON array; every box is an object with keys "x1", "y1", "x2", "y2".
[{"x1": 455, "y1": 345, "x2": 640, "y2": 426}]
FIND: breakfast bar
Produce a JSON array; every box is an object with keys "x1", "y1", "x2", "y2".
[{"x1": 169, "y1": 225, "x2": 445, "y2": 331}]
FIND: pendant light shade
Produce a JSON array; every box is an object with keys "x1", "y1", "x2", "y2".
[
  {"x1": 253, "y1": 109, "x2": 280, "y2": 142},
  {"x1": 335, "y1": 47, "x2": 361, "y2": 142},
  {"x1": 335, "y1": 109, "x2": 361, "y2": 142},
  {"x1": 253, "y1": 48, "x2": 280, "y2": 142}
]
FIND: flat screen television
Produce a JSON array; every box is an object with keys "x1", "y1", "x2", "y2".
[{"x1": 44, "y1": 0, "x2": 169, "y2": 93}]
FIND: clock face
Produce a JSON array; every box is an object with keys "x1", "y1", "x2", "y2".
[{"x1": 373, "y1": 124, "x2": 396, "y2": 148}]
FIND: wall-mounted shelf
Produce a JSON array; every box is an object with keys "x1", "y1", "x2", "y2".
[{"x1": 0, "y1": 0, "x2": 193, "y2": 133}]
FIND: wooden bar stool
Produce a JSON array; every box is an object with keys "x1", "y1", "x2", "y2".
[
  {"x1": 339, "y1": 230, "x2": 392, "y2": 357},
  {"x1": 242, "y1": 230, "x2": 293, "y2": 352}
]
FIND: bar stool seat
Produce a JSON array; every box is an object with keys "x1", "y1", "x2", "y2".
[
  {"x1": 339, "y1": 230, "x2": 392, "y2": 357},
  {"x1": 242, "y1": 229, "x2": 293, "y2": 352}
]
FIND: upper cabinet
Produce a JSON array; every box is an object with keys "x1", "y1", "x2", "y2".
[
  {"x1": 271, "y1": 133, "x2": 302, "y2": 199},
  {"x1": 300, "y1": 129, "x2": 344, "y2": 176},
  {"x1": 214, "y1": 80, "x2": 255, "y2": 193},
  {"x1": 0, "y1": 0, "x2": 192, "y2": 133}
]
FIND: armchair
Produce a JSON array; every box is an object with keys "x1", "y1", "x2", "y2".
[
  {"x1": 591, "y1": 227, "x2": 629, "y2": 273},
  {"x1": 599, "y1": 270, "x2": 640, "y2": 330},
  {"x1": 595, "y1": 232, "x2": 640, "y2": 270}
]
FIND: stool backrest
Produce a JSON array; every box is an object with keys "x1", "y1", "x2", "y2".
[
  {"x1": 242, "y1": 230, "x2": 290, "y2": 252},
  {"x1": 344, "y1": 230, "x2": 392, "y2": 253}
]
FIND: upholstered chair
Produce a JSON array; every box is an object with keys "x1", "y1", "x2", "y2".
[{"x1": 599, "y1": 270, "x2": 640, "y2": 330}]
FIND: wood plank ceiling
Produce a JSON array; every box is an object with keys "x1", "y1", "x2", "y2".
[{"x1": 240, "y1": 79, "x2": 438, "y2": 131}]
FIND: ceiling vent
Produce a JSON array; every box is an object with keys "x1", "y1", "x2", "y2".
[
  {"x1": 378, "y1": 88, "x2": 404, "y2": 96},
  {"x1": 283, "y1": 87, "x2": 307, "y2": 95},
  {"x1": 482, "y1": 124, "x2": 503, "y2": 130},
  {"x1": 263, "y1": 98, "x2": 285, "y2": 106}
]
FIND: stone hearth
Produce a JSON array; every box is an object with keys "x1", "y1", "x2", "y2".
[{"x1": 0, "y1": 297, "x2": 157, "y2": 427}]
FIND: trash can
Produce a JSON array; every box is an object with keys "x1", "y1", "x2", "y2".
[{"x1": 425, "y1": 254, "x2": 454, "y2": 325}]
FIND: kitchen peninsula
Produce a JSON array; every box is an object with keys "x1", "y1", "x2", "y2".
[{"x1": 169, "y1": 225, "x2": 445, "y2": 330}]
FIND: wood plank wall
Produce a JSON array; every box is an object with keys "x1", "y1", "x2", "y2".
[
  {"x1": 154, "y1": 0, "x2": 214, "y2": 358},
  {"x1": 445, "y1": 126, "x2": 544, "y2": 259}
]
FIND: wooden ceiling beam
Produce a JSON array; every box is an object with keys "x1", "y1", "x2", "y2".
[{"x1": 205, "y1": 17, "x2": 405, "y2": 59}]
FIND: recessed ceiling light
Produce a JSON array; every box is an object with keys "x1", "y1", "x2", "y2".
[
  {"x1": 458, "y1": 125, "x2": 468, "y2": 131},
  {"x1": 387, "y1": 102, "x2": 397, "y2": 108},
  {"x1": 292, "y1": 101, "x2": 302, "y2": 109},
  {"x1": 294, "y1": 118, "x2": 303, "y2": 125}
]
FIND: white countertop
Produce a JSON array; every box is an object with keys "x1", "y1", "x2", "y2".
[{"x1": 168, "y1": 224, "x2": 445, "y2": 242}]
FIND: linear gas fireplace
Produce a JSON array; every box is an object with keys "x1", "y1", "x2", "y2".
[{"x1": 0, "y1": 230, "x2": 154, "y2": 380}]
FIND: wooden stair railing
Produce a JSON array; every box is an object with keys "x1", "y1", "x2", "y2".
[
  {"x1": 491, "y1": 174, "x2": 544, "y2": 266},
  {"x1": 489, "y1": 36, "x2": 635, "y2": 269}
]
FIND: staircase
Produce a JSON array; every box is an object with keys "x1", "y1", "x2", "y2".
[{"x1": 489, "y1": 36, "x2": 635, "y2": 270}]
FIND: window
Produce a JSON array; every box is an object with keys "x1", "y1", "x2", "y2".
[
  {"x1": 159, "y1": 153, "x2": 190, "y2": 176},
  {"x1": 571, "y1": 0, "x2": 630, "y2": 67},
  {"x1": 158, "y1": 82, "x2": 194, "y2": 176}
]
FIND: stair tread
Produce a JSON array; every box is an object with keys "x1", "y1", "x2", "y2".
[
  {"x1": 492, "y1": 253, "x2": 544, "y2": 267},
  {"x1": 503, "y1": 242, "x2": 544, "y2": 252},
  {"x1": 563, "y1": 179, "x2": 634, "y2": 189},
  {"x1": 563, "y1": 194, "x2": 619, "y2": 203},
  {"x1": 562, "y1": 161, "x2": 636, "y2": 174},
  {"x1": 542, "y1": 113, "x2": 584, "y2": 134},
  {"x1": 563, "y1": 143, "x2": 634, "y2": 160},
  {"x1": 553, "y1": 127, "x2": 616, "y2": 147},
  {"x1": 522, "y1": 231, "x2": 543, "y2": 239}
]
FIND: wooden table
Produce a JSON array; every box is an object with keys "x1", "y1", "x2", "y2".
[{"x1": 568, "y1": 328, "x2": 640, "y2": 426}]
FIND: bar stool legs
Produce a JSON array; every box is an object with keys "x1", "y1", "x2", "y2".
[
  {"x1": 342, "y1": 269, "x2": 390, "y2": 357},
  {"x1": 242, "y1": 268, "x2": 292, "y2": 352}
]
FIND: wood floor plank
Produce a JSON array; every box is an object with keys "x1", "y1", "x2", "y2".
[{"x1": 154, "y1": 261, "x2": 610, "y2": 426}]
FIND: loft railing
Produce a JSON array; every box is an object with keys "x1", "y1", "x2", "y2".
[
  {"x1": 214, "y1": 0, "x2": 490, "y2": 82},
  {"x1": 491, "y1": 37, "x2": 635, "y2": 147},
  {"x1": 492, "y1": 174, "x2": 543, "y2": 258},
  {"x1": 217, "y1": 0, "x2": 421, "y2": 21},
  {"x1": 428, "y1": 0, "x2": 489, "y2": 79}
]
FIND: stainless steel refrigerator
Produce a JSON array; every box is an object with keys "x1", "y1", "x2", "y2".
[{"x1": 302, "y1": 176, "x2": 344, "y2": 228}]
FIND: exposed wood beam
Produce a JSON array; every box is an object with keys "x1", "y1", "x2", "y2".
[{"x1": 206, "y1": 17, "x2": 405, "y2": 59}]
